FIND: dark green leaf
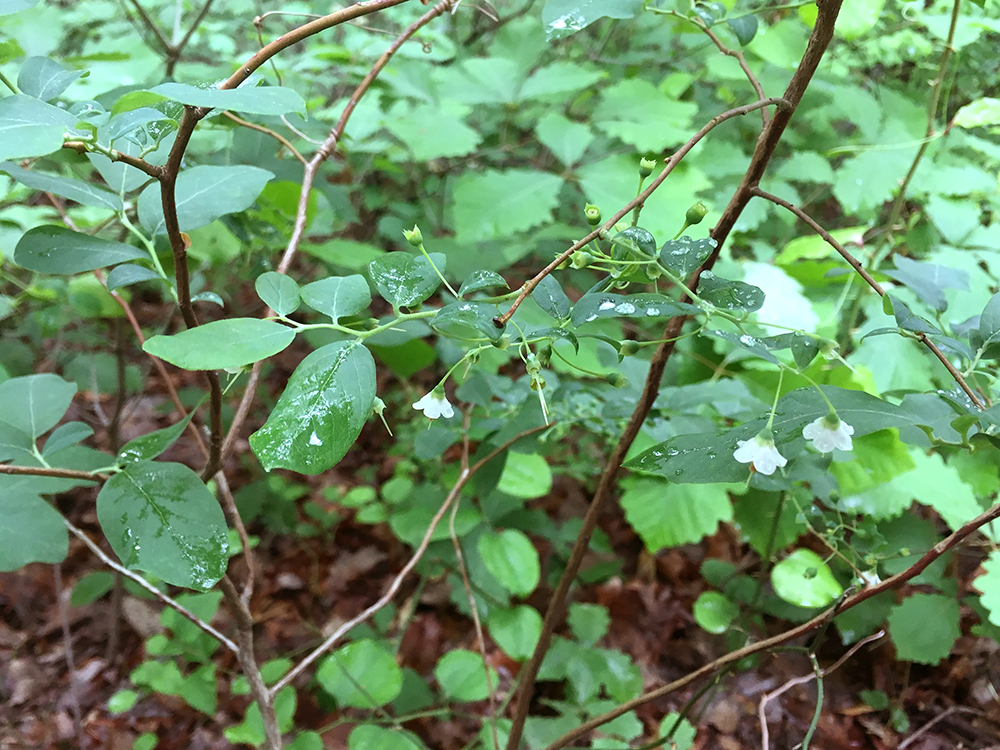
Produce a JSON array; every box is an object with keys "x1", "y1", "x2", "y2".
[
  {"x1": 699, "y1": 271, "x2": 765, "y2": 312},
  {"x1": 255, "y1": 272, "x2": 300, "y2": 316},
  {"x1": 516, "y1": 326, "x2": 579, "y2": 352},
  {"x1": 18, "y1": 56, "x2": 82, "y2": 100},
  {"x1": 886, "y1": 295, "x2": 939, "y2": 334},
  {"x1": 726, "y1": 14, "x2": 759, "y2": 46},
  {"x1": 42, "y1": 421, "x2": 94, "y2": 456},
  {"x1": 249, "y1": 342, "x2": 377, "y2": 474},
  {"x1": 137, "y1": 165, "x2": 274, "y2": 235},
  {"x1": 884, "y1": 256, "x2": 968, "y2": 312},
  {"x1": 105, "y1": 107, "x2": 177, "y2": 143},
  {"x1": 118, "y1": 404, "x2": 200, "y2": 463},
  {"x1": 660, "y1": 235, "x2": 718, "y2": 277},
  {"x1": 143, "y1": 318, "x2": 295, "y2": 371},
  {"x1": 571, "y1": 293, "x2": 698, "y2": 326},
  {"x1": 0, "y1": 373, "x2": 76, "y2": 439},
  {"x1": 612, "y1": 226, "x2": 657, "y2": 259},
  {"x1": 192, "y1": 291, "x2": 224, "y2": 307},
  {"x1": 368, "y1": 252, "x2": 445, "y2": 309},
  {"x1": 542, "y1": 0, "x2": 644, "y2": 39},
  {"x1": 0, "y1": 95, "x2": 75, "y2": 160},
  {"x1": 459, "y1": 270, "x2": 509, "y2": 298},
  {"x1": 105, "y1": 263, "x2": 162, "y2": 292},
  {"x1": 531, "y1": 274, "x2": 570, "y2": 320},
  {"x1": 0, "y1": 161, "x2": 122, "y2": 210},
  {"x1": 14, "y1": 226, "x2": 146, "y2": 274},
  {"x1": 431, "y1": 301, "x2": 504, "y2": 342},
  {"x1": 791, "y1": 333, "x2": 820, "y2": 369},
  {"x1": 299, "y1": 275, "x2": 371, "y2": 323},
  {"x1": 704, "y1": 330, "x2": 782, "y2": 364},
  {"x1": 0, "y1": 422, "x2": 36, "y2": 463},
  {"x1": 150, "y1": 82, "x2": 306, "y2": 116},
  {"x1": 0, "y1": 490, "x2": 67, "y2": 571},
  {"x1": 96, "y1": 461, "x2": 228, "y2": 591},
  {"x1": 318, "y1": 641, "x2": 403, "y2": 707}
]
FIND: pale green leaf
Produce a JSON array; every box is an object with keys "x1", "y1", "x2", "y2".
[
  {"x1": 143, "y1": 318, "x2": 295, "y2": 371},
  {"x1": 621, "y1": 479, "x2": 733, "y2": 550},
  {"x1": 451, "y1": 169, "x2": 563, "y2": 242}
]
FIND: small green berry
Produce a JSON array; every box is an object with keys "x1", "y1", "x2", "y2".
[
  {"x1": 606, "y1": 372, "x2": 628, "y2": 388},
  {"x1": 402, "y1": 225, "x2": 423, "y2": 247},
  {"x1": 685, "y1": 201, "x2": 709, "y2": 227},
  {"x1": 618, "y1": 340, "x2": 641, "y2": 357},
  {"x1": 584, "y1": 203, "x2": 602, "y2": 226},
  {"x1": 570, "y1": 251, "x2": 593, "y2": 269},
  {"x1": 639, "y1": 156, "x2": 657, "y2": 178}
]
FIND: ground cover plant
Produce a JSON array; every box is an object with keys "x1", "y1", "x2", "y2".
[{"x1": 2, "y1": 0, "x2": 1000, "y2": 747}]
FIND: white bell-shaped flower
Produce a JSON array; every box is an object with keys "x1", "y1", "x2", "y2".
[
  {"x1": 412, "y1": 390, "x2": 455, "y2": 420},
  {"x1": 803, "y1": 414, "x2": 854, "y2": 453},
  {"x1": 733, "y1": 430, "x2": 787, "y2": 475}
]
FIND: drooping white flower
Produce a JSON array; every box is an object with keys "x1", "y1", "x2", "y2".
[
  {"x1": 803, "y1": 414, "x2": 854, "y2": 453},
  {"x1": 412, "y1": 391, "x2": 454, "y2": 420},
  {"x1": 733, "y1": 430, "x2": 787, "y2": 475}
]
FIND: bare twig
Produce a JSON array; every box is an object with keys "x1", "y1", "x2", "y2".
[
  {"x1": 222, "y1": 111, "x2": 307, "y2": 165},
  {"x1": 898, "y1": 706, "x2": 981, "y2": 750},
  {"x1": 52, "y1": 564, "x2": 85, "y2": 748},
  {"x1": 61, "y1": 141, "x2": 160, "y2": 178},
  {"x1": 64, "y1": 519, "x2": 238, "y2": 653},
  {"x1": 271, "y1": 423, "x2": 548, "y2": 696},
  {"x1": 0, "y1": 464, "x2": 106, "y2": 481},
  {"x1": 690, "y1": 15, "x2": 768, "y2": 127},
  {"x1": 216, "y1": 471, "x2": 255, "y2": 605}
]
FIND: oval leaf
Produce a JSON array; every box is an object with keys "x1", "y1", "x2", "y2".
[
  {"x1": 698, "y1": 271, "x2": 765, "y2": 312},
  {"x1": 0, "y1": 160, "x2": 122, "y2": 210},
  {"x1": 143, "y1": 318, "x2": 295, "y2": 371},
  {"x1": 317, "y1": 639, "x2": 402, "y2": 708},
  {"x1": 726, "y1": 14, "x2": 759, "y2": 46},
  {"x1": 771, "y1": 549, "x2": 843, "y2": 608},
  {"x1": 0, "y1": 490, "x2": 67, "y2": 571},
  {"x1": 0, "y1": 95, "x2": 73, "y2": 160},
  {"x1": 693, "y1": 591, "x2": 740, "y2": 634},
  {"x1": 255, "y1": 272, "x2": 300, "y2": 317},
  {"x1": 431, "y1": 301, "x2": 504, "y2": 342},
  {"x1": 299, "y1": 275, "x2": 371, "y2": 323},
  {"x1": 96, "y1": 461, "x2": 228, "y2": 591},
  {"x1": 612, "y1": 226, "x2": 657, "y2": 259},
  {"x1": 368, "y1": 252, "x2": 445, "y2": 309},
  {"x1": 150, "y1": 82, "x2": 306, "y2": 116},
  {"x1": 105, "y1": 263, "x2": 162, "y2": 292},
  {"x1": 15, "y1": 226, "x2": 147, "y2": 274},
  {"x1": 659, "y1": 235, "x2": 717, "y2": 278},
  {"x1": 0, "y1": 373, "x2": 76, "y2": 438},
  {"x1": 249, "y1": 342, "x2": 376, "y2": 474},
  {"x1": 18, "y1": 56, "x2": 83, "y2": 100},
  {"x1": 531, "y1": 274, "x2": 571, "y2": 320},
  {"x1": 478, "y1": 529, "x2": 540, "y2": 597},
  {"x1": 118, "y1": 404, "x2": 200, "y2": 463},
  {"x1": 571, "y1": 293, "x2": 698, "y2": 326},
  {"x1": 459, "y1": 269, "x2": 509, "y2": 298}
]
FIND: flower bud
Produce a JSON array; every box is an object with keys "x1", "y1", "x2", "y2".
[
  {"x1": 606, "y1": 372, "x2": 628, "y2": 388},
  {"x1": 525, "y1": 353, "x2": 542, "y2": 374},
  {"x1": 639, "y1": 156, "x2": 657, "y2": 178},
  {"x1": 685, "y1": 201, "x2": 709, "y2": 227},
  {"x1": 584, "y1": 203, "x2": 601, "y2": 226},
  {"x1": 492, "y1": 334, "x2": 511, "y2": 350},
  {"x1": 467, "y1": 350, "x2": 481, "y2": 364},
  {"x1": 537, "y1": 345, "x2": 552, "y2": 367},
  {"x1": 618, "y1": 340, "x2": 640, "y2": 357},
  {"x1": 570, "y1": 251, "x2": 593, "y2": 269},
  {"x1": 646, "y1": 264, "x2": 662, "y2": 279},
  {"x1": 530, "y1": 373, "x2": 546, "y2": 391},
  {"x1": 402, "y1": 225, "x2": 423, "y2": 247}
]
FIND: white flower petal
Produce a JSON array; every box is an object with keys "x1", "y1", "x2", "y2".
[
  {"x1": 412, "y1": 392, "x2": 454, "y2": 420},
  {"x1": 803, "y1": 417, "x2": 854, "y2": 453},
  {"x1": 733, "y1": 434, "x2": 787, "y2": 475}
]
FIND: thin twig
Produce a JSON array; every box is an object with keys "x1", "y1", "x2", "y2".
[
  {"x1": 125, "y1": 0, "x2": 171, "y2": 53},
  {"x1": 62, "y1": 141, "x2": 160, "y2": 178},
  {"x1": 0, "y1": 464, "x2": 106, "y2": 481},
  {"x1": 689, "y1": 15, "x2": 768, "y2": 127},
  {"x1": 64, "y1": 518, "x2": 238, "y2": 653},
  {"x1": 53, "y1": 564, "x2": 85, "y2": 748},
  {"x1": 216, "y1": 471, "x2": 255, "y2": 606},
  {"x1": 898, "y1": 706, "x2": 981, "y2": 750},
  {"x1": 222, "y1": 111, "x2": 307, "y2": 165},
  {"x1": 271, "y1": 423, "x2": 548, "y2": 696}
]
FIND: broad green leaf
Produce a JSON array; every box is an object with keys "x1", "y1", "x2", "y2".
[
  {"x1": 105, "y1": 107, "x2": 178, "y2": 143},
  {"x1": 299, "y1": 275, "x2": 371, "y2": 323},
  {"x1": 317, "y1": 639, "x2": 402, "y2": 707},
  {"x1": 885, "y1": 255, "x2": 968, "y2": 312},
  {"x1": 660, "y1": 236, "x2": 717, "y2": 278},
  {"x1": 118, "y1": 407, "x2": 199, "y2": 463},
  {"x1": 953, "y1": 97, "x2": 1000, "y2": 129},
  {"x1": 531, "y1": 274, "x2": 570, "y2": 320},
  {"x1": 771, "y1": 549, "x2": 843, "y2": 608},
  {"x1": 571, "y1": 293, "x2": 697, "y2": 327},
  {"x1": 368, "y1": 252, "x2": 445, "y2": 309},
  {"x1": 459, "y1": 270, "x2": 508, "y2": 298},
  {"x1": 974, "y1": 551, "x2": 1000, "y2": 628},
  {"x1": 70, "y1": 571, "x2": 115, "y2": 606},
  {"x1": 431, "y1": 301, "x2": 504, "y2": 342},
  {"x1": 105, "y1": 263, "x2": 161, "y2": 292},
  {"x1": 478, "y1": 529, "x2": 540, "y2": 596},
  {"x1": 225, "y1": 687, "x2": 296, "y2": 745},
  {"x1": 0, "y1": 161, "x2": 122, "y2": 211},
  {"x1": 834, "y1": 0, "x2": 883, "y2": 40},
  {"x1": 18, "y1": 56, "x2": 82, "y2": 100},
  {"x1": 0, "y1": 490, "x2": 67, "y2": 570},
  {"x1": 497, "y1": 451, "x2": 553, "y2": 499},
  {"x1": 96, "y1": 461, "x2": 228, "y2": 591},
  {"x1": 0, "y1": 95, "x2": 73, "y2": 160},
  {"x1": 621, "y1": 479, "x2": 733, "y2": 551},
  {"x1": 887, "y1": 593, "x2": 960, "y2": 665},
  {"x1": 137, "y1": 165, "x2": 274, "y2": 235},
  {"x1": 487, "y1": 604, "x2": 542, "y2": 661},
  {"x1": 535, "y1": 112, "x2": 594, "y2": 166},
  {"x1": 451, "y1": 169, "x2": 563, "y2": 242},
  {"x1": 567, "y1": 603, "x2": 610, "y2": 646},
  {"x1": 659, "y1": 713, "x2": 697, "y2": 750},
  {"x1": 693, "y1": 592, "x2": 740, "y2": 634},
  {"x1": 143, "y1": 318, "x2": 295, "y2": 371},
  {"x1": 384, "y1": 100, "x2": 480, "y2": 161},
  {"x1": 593, "y1": 78, "x2": 698, "y2": 151},
  {"x1": 726, "y1": 14, "x2": 758, "y2": 45},
  {"x1": 0, "y1": 373, "x2": 76, "y2": 438},
  {"x1": 519, "y1": 61, "x2": 607, "y2": 99},
  {"x1": 42, "y1": 421, "x2": 94, "y2": 455},
  {"x1": 542, "y1": 0, "x2": 643, "y2": 39},
  {"x1": 434, "y1": 650, "x2": 497, "y2": 702},
  {"x1": 14, "y1": 226, "x2": 146, "y2": 274},
  {"x1": 249, "y1": 342, "x2": 376, "y2": 474},
  {"x1": 698, "y1": 271, "x2": 765, "y2": 312},
  {"x1": 348, "y1": 725, "x2": 426, "y2": 750},
  {"x1": 150, "y1": 82, "x2": 306, "y2": 116},
  {"x1": 612, "y1": 227, "x2": 657, "y2": 258},
  {"x1": 255, "y1": 271, "x2": 300, "y2": 316}
]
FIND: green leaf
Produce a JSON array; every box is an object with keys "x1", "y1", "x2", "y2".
[
  {"x1": 18, "y1": 56, "x2": 82, "y2": 100},
  {"x1": 105, "y1": 107, "x2": 177, "y2": 143},
  {"x1": 698, "y1": 271, "x2": 765, "y2": 312},
  {"x1": 531, "y1": 274, "x2": 570, "y2": 320},
  {"x1": 150, "y1": 82, "x2": 306, "y2": 116},
  {"x1": 571, "y1": 293, "x2": 698, "y2": 327},
  {"x1": 593, "y1": 78, "x2": 698, "y2": 151},
  {"x1": 542, "y1": 0, "x2": 644, "y2": 39},
  {"x1": 317, "y1": 639, "x2": 403, "y2": 707},
  {"x1": 497, "y1": 451, "x2": 553, "y2": 499},
  {"x1": 42, "y1": 421, "x2": 94, "y2": 455},
  {"x1": 953, "y1": 97, "x2": 1000, "y2": 129},
  {"x1": 368, "y1": 252, "x2": 445, "y2": 309},
  {"x1": 0, "y1": 95, "x2": 74, "y2": 160},
  {"x1": 431, "y1": 301, "x2": 504, "y2": 342},
  {"x1": 693, "y1": 591, "x2": 740, "y2": 634},
  {"x1": 612, "y1": 226, "x2": 657, "y2": 258},
  {"x1": 0, "y1": 161, "x2": 122, "y2": 211},
  {"x1": 225, "y1": 686, "x2": 297, "y2": 745},
  {"x1": 659, "y1": 712, "x2": 697, "y2": 750},
  {"x1": 384, "y1": 100, "x2": 480, "y2": 161},
  {"x1": 96, "y1": 461, "x2": 228, "y2": 591},
  {"x1": 459, "y1": 270, "x2": 508, "y2": 298},
  {"x1": 118, "y1": 406, "x2": 199, "y2": 463},
  {"x1": 451, "y1": 169, "x2": 563, "y2": 242},
  {"x1": 137, "y1": 165, "x2": 274, "y2": 235},
  {"x1": 70, "y1": 571, "x2": 114, "y2": 606},
  {"x1": 14, "y1": 226, "x2": 146, "y2": 274},
  {"x1": 478, "y1": 529, "x2": 540, "y2": 596},
  {"x1": 0, "y1": 373, "x2": 76, "y2": 438},
  {"x1": 249, "y1": 342, "x2": 376, "y2": 474},
  {"x1": 348, "y1": 725, "x2": 427, "y2": 750},
  {"x1": 771, "y1": 549, "x2": 843, "y2": 608},
  {"x1": 621, "y1": 479, "x2": 733, "y2": 550},
  {"x1": 535, "y1": 112, "x2": 594, "y2": 166},
  {"x1": 726, "y1": 14, "x2": 759, "y2": 45},
  {"x1": 255, "y1": 271, "x2": 300, "y2": 316},
  {"x1": 143, "y1": 318, "x2": 295, "y2": 371},
  {"x1": 519, "y1": 61, "x2": 607, "y2": 99},
  {"x1": 887, "y1": 593, "x2": 960, "y2": 665},
  {"x1": 974, "y1": 550, "x2": 1000, "y2": 628},
  {"x1": 487, "y1": 605, "x2": 542, "y2": 660},
  {"x1": 884, "y1": 256, "x2": 968, "y2": 313},
  {"x1": 0, "y1": 0, "x2": 40, "y2": 13},
  {"x1": 567, "y1": 602, "x2": 610, "y2": 646},
  {"x1": 104, "y1": 263, "x2": 161, "y2": 292},
  {"x1": 660, "y1": 236, "x2": 717, "y2": 278},
  {"x1": 0, "y1": 491, "x2": 67, "y2": 570},
  {"x1": 299, "y1": 275, "x2": 371, "y2": 323},
  {"x1": 434, "y1": 650, "x2": 497, "y2": 702}
]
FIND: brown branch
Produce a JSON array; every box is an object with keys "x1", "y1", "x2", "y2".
[
  {"x1": 61, "y1": 142, "x2": 160, "y2": 179},
  {"x1": 494, "y1": 96, "x2": 786, "y2": 327},
  {"x1": 692, "y1": 16, "x2": 768, "y2": 127},
  {"x1": 222, "y1": 111, "x2": 307, "y2": 165},
  {"x1": 751, "y1": 187, "x2": 985, "y2": 409},
  {"x1": 124, "y1": 0, "x2": 171, "y2": 54},
  {"x1": 0, "y1": 463, "x2": 106, "y2": 481},
  {"x1": 545, "y1": 498, "x2": 1000, "y2": 750},
  {"x1": 504, "y1": 4, "x2": 844, "y2": 747},
  {"x1": 165, "y1": 0, "x2": 217, "y2": 76}
]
